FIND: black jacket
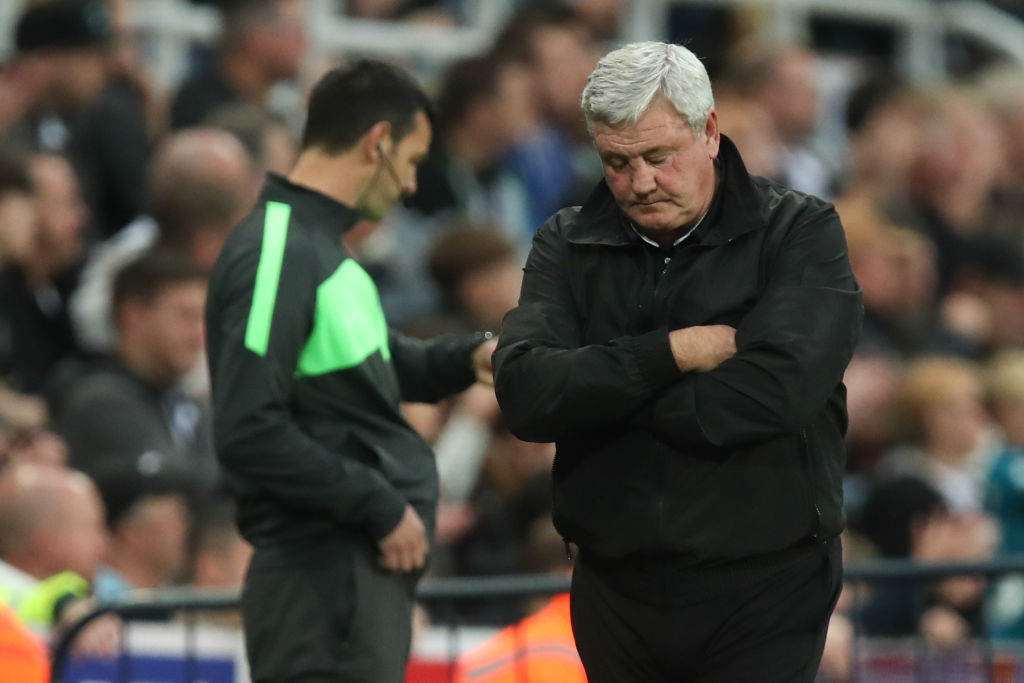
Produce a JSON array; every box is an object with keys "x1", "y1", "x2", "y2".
[
  {"x1": 493, "y1": 136, "x2": 863, "y2": 564},
  {"x1": 207, "y1": 174, "x2": 484, "y2": 547}
]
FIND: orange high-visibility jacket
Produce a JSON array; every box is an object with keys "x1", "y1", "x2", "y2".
[
  {"x1": 455, "y1": 593, "x2": 586, "y2": 683},
  {"x1": 0, "y1": 603, "x2": 49, "y2": 683}
]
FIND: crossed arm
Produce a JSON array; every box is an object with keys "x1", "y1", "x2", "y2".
[{"x1": 493, "y1": 206, "x2": 862, "y2": 447}]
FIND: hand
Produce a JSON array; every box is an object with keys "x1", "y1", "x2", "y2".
[
  {"x1": 56, "y1": 597, "x2": 121, "y2": 658},
  {"x1": 668, "y1": 325, "x2": 737, "y2": 372},
  {"x1": 919, "y1": 605, "x2": 969, "y2": 650},
  {"x1": 457, "y1": 383, "x2": 500, "y2": 423},
  {"x1": 377, "y1": 504, "x2": 428, "y2": 573},
  {"x1": 472, "y1": 338, "x2": 498, "y2": 386}
]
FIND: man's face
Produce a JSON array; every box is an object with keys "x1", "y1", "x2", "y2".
[
  {"x1": 593, "y1": 98, "x2": 720, "y2": 235},
  {"x1": 31, "y1": 154, "x2": 87, "y2": 266},
  {"x1": 124, "y1": 494, "x2": 189, "y2": 582},
  {"x1": 253, "y1": 0, "x2": 307, "y2": 80},
  {"x1": 358, "y1": 110, "x2": 431, "y2": 220},
  {"x1": 135, "y1": 281, "x2": 207, "y2": 383},
  {"x1": 52, "y1": 48, "x2": 109, "y2": 109}
]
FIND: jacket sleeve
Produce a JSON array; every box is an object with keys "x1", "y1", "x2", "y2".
[
  {"x1": 389, "y1": 330, "x2": 487, "y2": 404},
  {"x1": 493, "y1": 212, "x2": 683, "y2": 443},
  {"x1": 208, "y1": 235, "x2": 406, "y2": 540},
  {"x1": 648, "y1": 203, "x2": 863, "y2": 450}
]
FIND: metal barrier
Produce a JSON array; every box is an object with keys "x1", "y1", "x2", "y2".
[{"x1": 48, "y1": 556, "x2": 1024, "y2": 683}]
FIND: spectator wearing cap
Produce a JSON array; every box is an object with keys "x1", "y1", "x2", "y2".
[
  {"x1": 90, "y1": 467, "x2": 191, "y2": 599},
  {"x1": 9, "y1": 0, "x2": 150, "y2": 243},
  {"x1": 170, "y1": 0, "x2": 307, "y2": 130},
  {"x1": 7, "y1": 0, "x2": 112, "y2": 152},
  {"x1": 53, "y1": 249, "x2": 218, "y2": 501}
]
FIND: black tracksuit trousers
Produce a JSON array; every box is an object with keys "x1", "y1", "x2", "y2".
[
  {"x1": 570, "y1": 537, "x2": 842, "y2": 683},
  {"x1": 241, "y1": 538, "x2": 418, "y2": 683}
]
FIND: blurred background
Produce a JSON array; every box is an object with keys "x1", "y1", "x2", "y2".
[{"x1": 3, "y1": 0, "x2": 1024, "y2": 681}]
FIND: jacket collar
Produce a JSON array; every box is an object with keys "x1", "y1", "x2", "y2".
[
  {"x1": 259, "y1": 173, "x2": 361, "y2": 241},
  {"x1": 567, "y1": 134, "x2": 766, "y2": 247}
]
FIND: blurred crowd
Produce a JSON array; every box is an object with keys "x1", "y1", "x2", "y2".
[{"x1": 2, "y1": 0, "x2": 1024, "y2": 676}]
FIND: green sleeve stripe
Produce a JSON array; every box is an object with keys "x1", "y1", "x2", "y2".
[{"x1": 245, "y1": 201, "x2": 291, "y2": 356}]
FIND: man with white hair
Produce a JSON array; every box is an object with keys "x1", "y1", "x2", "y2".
[{"x1": 493, "y1": 42, "x2": 862, "y2": 682}]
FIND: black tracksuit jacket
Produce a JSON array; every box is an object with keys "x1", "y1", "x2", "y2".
[
  {"x1": 493, "y1": 136, "x2": 863, "y2": 564},
  {"x1": 206, "y1": 174, "x2": 483, "y2": 547}
]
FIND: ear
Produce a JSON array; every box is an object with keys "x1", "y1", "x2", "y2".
[
  {"x1": 363, "y1": 121, "x2": 392, "y2": 161},
  {"x1": 704, "y1": 109, "x2": 721, "y2": 160}
]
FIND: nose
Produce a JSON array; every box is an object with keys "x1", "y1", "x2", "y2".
[{"x1": 631, "y1": 162, "x2": 656, "y2": 196}]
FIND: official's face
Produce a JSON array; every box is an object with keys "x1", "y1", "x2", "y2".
[
  {"x1": 361, "y1": 111, "x2": 431, "y2": 221},
  {"x1": 594, "y1": 97, "x2": 719, "y2": 236}
]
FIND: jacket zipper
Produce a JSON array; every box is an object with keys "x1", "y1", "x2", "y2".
[{"x1": 802, "y1": 428, "x2": 822, "y2": 542}]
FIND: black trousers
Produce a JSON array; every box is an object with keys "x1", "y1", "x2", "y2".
[
  {"x1": 570, "y1": 537, "x2": 842, "y2": 683},
  {"x1": 241, "y1": 538, "x2": 419, "y2": 683}
]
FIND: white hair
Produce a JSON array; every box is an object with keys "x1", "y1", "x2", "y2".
[{"x1": 581, "y1": 41, "x2": 715, "y2": 136}]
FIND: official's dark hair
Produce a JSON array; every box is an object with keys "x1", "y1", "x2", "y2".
[
  {"x1": 112, "y1": 248, "x2": 206, "y2": 312},
  {"x1": 300, "y1": 60, "x2": 434, "y2": 154}
]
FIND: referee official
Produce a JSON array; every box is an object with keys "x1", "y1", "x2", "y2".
[{"x1": 206, "y1": 61, "x2": 495, "y2": 682}]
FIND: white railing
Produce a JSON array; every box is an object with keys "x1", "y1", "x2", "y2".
[{"x1": 2, "y1": 0, "x2": 1024, "y2": 91}]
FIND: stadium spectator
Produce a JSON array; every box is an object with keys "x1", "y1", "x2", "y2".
[
  {"x1": 7, "y1": 0, "x2": 151, "y2": 244},
  {"x1": 370, "y1": 53, "x2": 536, "y2": 325},
  {"x1": 0, "y1": 601, "x2": 48, "y2": 683},
  {"x1": 189, "y1": 497, "x2": 251, "y2": 590},
  {"x1": 905, "y1": 87, "x2": 1007, "y2": 294},
  {"x1": 493, "y1": 5, "x2": 603, "y2": 227},
  {"x1": 454, "y1": 519, "x2": 584, "y2": 683},
  {"x1": 70, "y1": 127, "x2": 258, "y2": 354},
  {"x1": 0, "y1": 152, "x2": 87, "y2": 394},
  {"x1": 0, "y1": 462, "x2": 109, "y2": 641},
  {"x1": 856, "y1": 476, "x2": 997, "y2": 646},
  {"x1": 54, "y1": 249, "x2": 218, "y2": 498},
  {"x1": 408, "y1": 54, "x2": 536, "y2": 244},
  {"x1": 982, "y1": 350, "x2": 1024, "y2": 637},
  {"x1": 205, "y1": 59, "x2": 496, "y2": 682},
  {"x1": 727, "y1": 43, "x2": 839, "y2": 198},
  {"x1": 426, "y1": 225, "x2": 523, "y2": 333},
  {"x1": 203, "y1": 102, "x2": 298, "y2": 175},
  {"x1": 712, "y1": 90, "x2": 782, "y2": 179},
  {"x1": 91, "y1": 468, "x2": 191, "y2": 598},
  {"x1": 170, "y1": 0, "x2": 307, "y2": 129},
  {"x1": 6, "y1": 0, "x2": 113, "y2": 153},
  {"x1": 494, "y1": 41, "x2": 860, "y2": 681},
  {"x1": 837, "y1": 76, "x2": 924, "y2": 219},
  {"x1": 879, "y1": 356, "x2": 997, "y2": 513}
]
